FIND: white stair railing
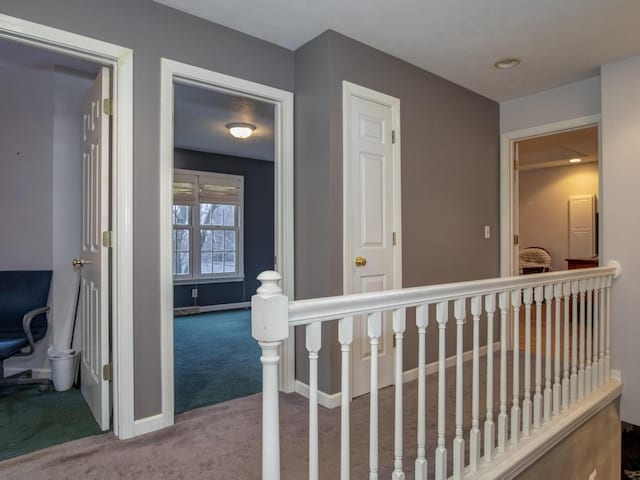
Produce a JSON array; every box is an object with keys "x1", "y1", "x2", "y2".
[{"x1": 252, "y1": 262, "x2": 622, "y2": 480}]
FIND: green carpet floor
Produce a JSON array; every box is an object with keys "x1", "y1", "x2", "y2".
[
  {"x1": 174, "y1": 308, "x2": 262, "y2": 414},
  {"x1": 0, "y1": 384, "x2": 102, "y2": 461}
]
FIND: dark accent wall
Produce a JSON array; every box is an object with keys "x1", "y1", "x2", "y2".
[
  {"x1": 295, "y1": 31, "x2": 500, "y2": 393},
  {"x1": 0, "y1": 0, "x2": 295, "y2": 419},
  {"x1": 173, "y1": 149, "x2": 274, "y2": 308}
]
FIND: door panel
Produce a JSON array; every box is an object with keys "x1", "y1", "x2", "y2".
[
  {"x1": 347, "y1": 92, "x2": 398, "y2": 398},
  {"x1": 80, "y1": 66, "x2": 111, "y2": 430}
]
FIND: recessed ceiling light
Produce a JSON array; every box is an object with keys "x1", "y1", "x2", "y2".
[
  {"x1": 494, "y1": 58, "x2": 521, "y2": 70},
  {"x1": 569, "y1": 158, "x2": 582, "y2": 163},
  {"x1": 226, "y1": 123, "x2": 256, "y2": 139}
]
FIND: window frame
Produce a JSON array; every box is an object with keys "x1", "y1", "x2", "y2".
[{"x1": 173, "y1": 169, "x2": 245, "y2": 284}]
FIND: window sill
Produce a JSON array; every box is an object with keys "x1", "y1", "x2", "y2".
[{"x1": 174, "y1": 275, "x2": 245, "y2": 285}]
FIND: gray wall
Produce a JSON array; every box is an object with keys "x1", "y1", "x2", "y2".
[
  {"x1": 295, "y1": 31, "x2": 500, "y2": 393},
  {"x1": 0, "y1": 0, "x2": 295, "y2": 419}
]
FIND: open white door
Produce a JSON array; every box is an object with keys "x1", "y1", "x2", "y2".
[
  {"x1": 78, "y1": 66, "x2": 111, "y2": 430},
  {"x1": 343, "y1": 83, "x2": 401, "y2": 398}
]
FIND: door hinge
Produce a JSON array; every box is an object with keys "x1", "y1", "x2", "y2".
[
  {"x1": 102, "y1": 230, "x2": 113, "y2": 248},
  {"x1": 103, "y1": 98, "x2": 113, "y2": 116},
  {"x1": 103, "y1": 363, "x2": 113, "y2": 381},
  {"x1": 392, "y1": 130, "x2": 396, "y2": 144},
  {"x1": 392, "y1": 231, "x2": 397, "y2": 246},
  {"x1": 513, "y1": 158, "x2": 518, "y2": 170},
  {"x1": 514, "y1": 234, "x2": 519, "y2": 245}
]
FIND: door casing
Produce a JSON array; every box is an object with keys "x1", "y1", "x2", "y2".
[
  {"x1": 159, "y1": 58, "x2": 295, "y2": 428},
  {"x1": 0, "y1": 14, "x2": 135, "y2": 438}
]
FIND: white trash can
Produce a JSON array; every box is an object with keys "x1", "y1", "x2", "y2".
[{"x1": 48, "y1": 348, "x2": 79, "y2": 392}]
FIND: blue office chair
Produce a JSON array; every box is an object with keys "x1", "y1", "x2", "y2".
[{"x1": 0, "y1": 270, "x2": 52, "y2": 391}]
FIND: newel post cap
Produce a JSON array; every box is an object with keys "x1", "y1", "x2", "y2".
[{"x1": 257, "y1": 270, "x2": 283, "y2": 295}]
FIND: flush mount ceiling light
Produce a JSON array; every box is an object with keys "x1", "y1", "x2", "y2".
[
  {"x1": 569, "y1": 157, "x2": 582, "y2": 163},
  {"x1": 494, "y1": 58, "x2": 521, "y2": 69},
  {"x1": 226, "y1": 123, "x2": 256, "y2": 139}
]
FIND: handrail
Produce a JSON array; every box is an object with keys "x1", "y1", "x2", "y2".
[{"x1": 288, "y1": 262, "x2": 620, "y2": 325}]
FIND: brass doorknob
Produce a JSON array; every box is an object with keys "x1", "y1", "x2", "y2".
[
  {"x1": 354, "y1": 256, "x2": 367, "y2": 267},
  {"x1": 72, "y1": 258, "x2": 92, "y2": 267}
]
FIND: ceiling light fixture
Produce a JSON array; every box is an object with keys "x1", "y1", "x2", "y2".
[
  {"x1": 226, "y1": 122, "x2": 256, "y2": 139},
  {"x1": 569, "y1": 158, "x2": 582, "y2": 163},
  {"x1": 494, "y1": 58, "x2": 521, "y2": 69}
]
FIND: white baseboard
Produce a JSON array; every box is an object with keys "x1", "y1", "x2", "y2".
[
  {"x1": 174, "y1": 301, "x2": 250, "y2": 316},
  {"x1": 3, "y1": 367, "x2": 51, "y2": 379},
  {"x1": 294, "y1": 380, "x2": 342, "y2": 409},
  {"x1": 133, "y1": 413, "x2": 173, "y2": 437},
  {"x1": 294, "y1": 341, "x2": 502, "y2": 409}
]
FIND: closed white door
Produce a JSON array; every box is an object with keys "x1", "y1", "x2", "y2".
[
  {"x1": 568, "y1": 194, "x2": 596, "y2": 258},
  {"x1": 79, "y1": 66, "x2": 111, "y2": 430},
  {"x1": 344, "y1": 84, "x2": 400, "y2": 398}
]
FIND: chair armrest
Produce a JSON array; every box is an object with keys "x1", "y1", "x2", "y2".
[{"x1": 21, "y1": 306, "x2": 50, "y2": 354}]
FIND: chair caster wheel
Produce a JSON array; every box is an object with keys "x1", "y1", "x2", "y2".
[{"x1": 38, "y1": 383, "x2": 51, "y2": 392}]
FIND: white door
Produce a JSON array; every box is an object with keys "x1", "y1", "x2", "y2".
[
  {"x1": 79, "y1": 66, "x2": 111, "y2": 430},
  {"x1": 344, "y1": 84, "x2": 400, "y2": 398},
  {"x1": 568, "y1": 194, "x2": 596, "y2": 258},
  {"x1": 513, "y1": 141, "x2": 521, "y2": 275}
]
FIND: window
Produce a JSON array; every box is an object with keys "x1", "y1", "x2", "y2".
[{"x1": 173, "y1": 170, "x2": 244, "y2": 282}]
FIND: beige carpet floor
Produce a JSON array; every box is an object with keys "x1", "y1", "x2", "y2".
[{"x1": 1, "y1": 352, "x2": 531, "y2": 479}]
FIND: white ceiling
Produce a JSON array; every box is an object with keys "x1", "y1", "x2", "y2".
[
  {"x1": 155, "y1": 0, "x2": 640, "y2": 101},
  {"x1": 174, "y1": 83, "x2": 275, "y2": 161}
]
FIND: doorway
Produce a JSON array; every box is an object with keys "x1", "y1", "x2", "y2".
[
  {"x1": 0, "y1": 35, "x2": 122, "y2": 459},
  {"x1": 342, "y1": 81, "x2": 402, "y2": 398},
  {"x1": 0, "y1": 14, "x2": 134, "y2": 440},
  {"x1": 159, "y1": 59, "x2": 294, "y2": 425},
  {"x1": 171, "y1": 83, "x2": 276, "y2": 413}
]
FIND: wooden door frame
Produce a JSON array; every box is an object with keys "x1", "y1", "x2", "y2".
[
  {"x1": 0, "y1": 14, "x2": 135, "y2": 438},
  {"x1": 159, "y1": 58, "x2": 295, "y2": 427},
  {"x1": 342, "y1": 81, "x2": 402, "y2": 398}
]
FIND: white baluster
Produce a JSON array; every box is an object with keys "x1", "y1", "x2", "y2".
[
  {"x1": 578, "y1": 279, "x2": 586, "y2": 401},
  {"x1": 592, "y1": 278, "x2": 600, "y2": 390},
  {"x1": 453, "y1": 298, "x2": 466, "y2": 480},
  {"x1": 251, "y1": 271, "x2": 289, "y2": 480},
  {"x1": 522, "y1": 287, "x2": 533, "y2": 437},
  {"x1": 585, "y1": 279, "x2": 593, "y2": 396},
  {"x1": 368, "y1": 311, "x2": 381, "y2": 480},
  {"x1": 306, "y1": 322, "x2": 322, "y2": 480},
  {"x1": 415, "y1": 305, "x2": 428, "y2": 480},
  {"x1": 599, "y1": 277, "x2": 606, "y2": 385},
  {"x1": 392, "y1": 309, "x2": 406, "y2": 480},
  {"x1": 510, "y1": 289, "x2": 522, "y2": 446},
  {"x1": 339, "y1": 316, "x2": 353, "y2": 480},
  {"x1": 484, "y1": 293, "x2": 496, "y2": 462},
  {"x1": 605, "y1": 275, "x2": 612, "y2": 382},
  {"x1": 562, "y1": 282, "x2": 571, "y2": 411},
  {"x1": 533, "y1": 286, "x2": 543, "y2": 430},
  {"x1": 570, "y1": 280, "x2": 579, "y2": 405},
  {"x1": 470, "y1": 296, "x2": 482, "y2": 471},
  {"x1": 435, "y1": 301, "x2": 448, "y2": 480},
  {"x1": 543, "y1": 285, "x2": 552, "y2": 423},
  {"x1": 553, "y1": 283, "x2": 562, "y2": 417},
  {"x1": 498, "y1": 292, "x2": 509, "y2": 453}
]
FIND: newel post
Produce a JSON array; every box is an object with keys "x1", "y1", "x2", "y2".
[{"x1": 251, "y1": 271, "x2": 289, "y2": 480}]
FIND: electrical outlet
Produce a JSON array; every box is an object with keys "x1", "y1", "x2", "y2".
[
  {"x1": 191, "y1": 288, "x2": 198, "y2": 299},
  {"x1": 588, "y1": 469, "x2": 597, "y2": 480},
  {"x1": 484, "y1": 225, "x2": 491, "y2": 239}
]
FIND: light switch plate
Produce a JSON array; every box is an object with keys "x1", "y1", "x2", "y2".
[{"x1": 484, "y1": 225, "x2": 491, "y2": 239}]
